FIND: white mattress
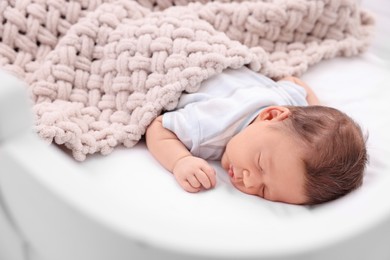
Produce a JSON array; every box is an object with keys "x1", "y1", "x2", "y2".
[{"x1": 1, "y1": 0, "x2": 390, "y2": 259}]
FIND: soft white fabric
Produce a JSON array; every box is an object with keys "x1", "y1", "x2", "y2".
[{"x1": 162, "y1": 66, "x2": 308, "y2": 160}]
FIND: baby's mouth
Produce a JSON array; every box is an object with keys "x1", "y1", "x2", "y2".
[{"x1": 228, "y1": 165, "x2": 234, "y2": 178}]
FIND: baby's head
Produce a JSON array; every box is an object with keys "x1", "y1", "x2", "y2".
[
  {"x1": 221, "y1": 105, "x2": 367, "y2": 205},
  {"x1": 282, "y1": 105, "x2": 367, "y2": 205}
]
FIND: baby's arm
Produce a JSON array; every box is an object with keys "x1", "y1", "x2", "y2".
[
  {"x1": 145, "y1": 115, "x2": 216, "y2": 192},
  {"x1": 279, "y1": 76, "x2": 320, "y2": 105}
]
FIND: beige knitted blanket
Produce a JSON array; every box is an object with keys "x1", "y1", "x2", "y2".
[{"x1": 0, "y1": 0, "x2": 374, "y2": 161}]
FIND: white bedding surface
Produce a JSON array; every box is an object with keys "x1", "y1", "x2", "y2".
[{"x1": 18, "y1": 0, "x2": 390, "y2": 258}]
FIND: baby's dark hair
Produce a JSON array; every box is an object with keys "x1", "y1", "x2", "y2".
[{"x1": 283, "y1": 106, "x2": 368, "y2": 205}]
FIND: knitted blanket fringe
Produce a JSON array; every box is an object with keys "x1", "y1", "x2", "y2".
[{"x1": 0, "y1": 0, "x2": 374, "y2": 161}]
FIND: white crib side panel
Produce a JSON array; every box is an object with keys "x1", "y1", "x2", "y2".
[
  {"x1": 0, "y1": 71, "x2": 32, "y2": 143},
  {"x1": 0, "y1": 203, "x2": 25, "y2": 260}
]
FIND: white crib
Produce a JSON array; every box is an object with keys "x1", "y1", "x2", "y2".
[{"x1": 1, "y1": 0, "x2": 390, "y2": 259}]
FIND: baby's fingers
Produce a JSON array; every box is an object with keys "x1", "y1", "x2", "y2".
[
  {"x1": 195, "y1": 169, "x2": 216, "y2": 189},
  {"x1": 187, "y1": 174, "x2": 202, "y2": 189},
  {"x1": 182, "y1": 179, "x2": 201, "y2": 193}
]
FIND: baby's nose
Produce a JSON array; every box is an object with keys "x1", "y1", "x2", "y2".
[
  {"x1": 242, "y1": 169, "x2": 250, "y2": 179},
  {"x1": 232, "y1": 168, "x2": 245, "y2": 180}
]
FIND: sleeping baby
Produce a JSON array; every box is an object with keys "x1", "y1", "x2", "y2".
[{"x1": 145, "y1": 66, "x2": 367, "y2": 205}]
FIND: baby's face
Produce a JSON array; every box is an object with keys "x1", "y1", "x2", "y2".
[{"x1": 221, "y1": 119, "x2": 308, "y2": 204}]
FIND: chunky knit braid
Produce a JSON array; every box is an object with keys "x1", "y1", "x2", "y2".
[{"x1": 0, "y1": 0, "x2": 374, "y2": 160}]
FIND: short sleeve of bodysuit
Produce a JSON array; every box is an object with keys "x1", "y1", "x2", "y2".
[{"x1": 162, "y1": 67, "x2": 308, "y2": 160}]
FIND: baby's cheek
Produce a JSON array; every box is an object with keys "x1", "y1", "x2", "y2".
[{"x1": 231, "y1": 181, "x2": 258, "y2": 196}]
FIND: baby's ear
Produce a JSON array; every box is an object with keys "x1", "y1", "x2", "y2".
[{"x1": 257, "y1": 106, "x2": 291, "y2": 122}]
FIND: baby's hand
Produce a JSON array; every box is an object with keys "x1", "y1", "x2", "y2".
[{"x1": 173, "y1": 156, "x2": 216, "y2": 193}]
